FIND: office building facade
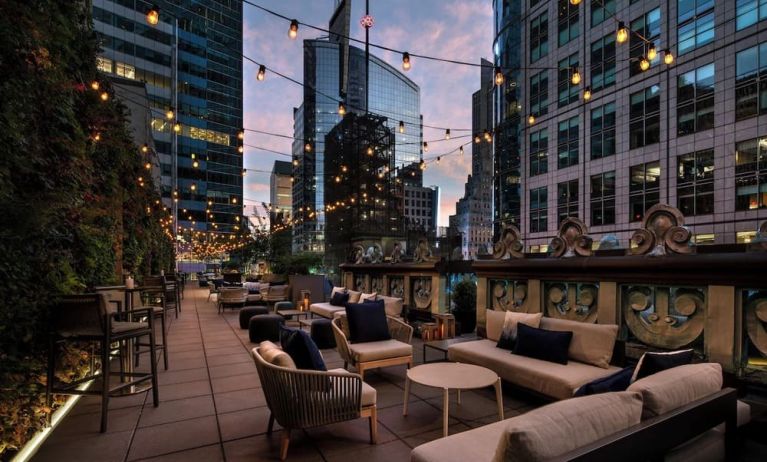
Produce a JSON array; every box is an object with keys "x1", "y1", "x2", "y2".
[
  {"x1": 493, "y1": 0, "x2": 767, "y2": 251},
  {"x1": 93, "y1": 0, "x2": 243, "y2": 236},
  {"x1": 270, "y1": 160, "x2": 293, "y2": 230}
]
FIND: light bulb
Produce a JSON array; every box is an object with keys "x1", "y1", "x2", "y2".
[
  {"x1": 304, "y1": 143, "x2": 311, "y2": 152},
  {"x1": 616, "y1": 22, "x2": 628, "y2": 44},
  {"x1": 145, "y1": 162, "x2": 152, "y2": 170},
  {"x1": 257, "y1": 65, "x2": 266, "y2": 81},
  {"x1": 173, "y1": 122, "x2": 181, "y2": 133},
  {"x1": 335, "y1": 176, "x2": 341, "y2": 183},
  {"x1": 459, "y1": 146, "x2": 464, "y2": 155},
  {"x1": 338, "y1": 102, "x2": 346, "y2": 115},
  {"x1": 100, "y1": 91, "x2": 109, "y2": 101},
  {"x1": 292, "y1": 159, "x2": 298, "y2": 166},
  {"x1": 237, "y1": 130, "x2": 244, "y2": 140},
  {"x1": 398, "y1": 121, "x2": 405, "y2": 133},
  {"x1": 423, "y1": 141, "x2": 428, "y2": 152},
  {"x1": 571, "y1": 68, "x2": 581, "y2": 85},
  {"x1": 528, "y1": 114, "x2": 535, "y2": 125},
  {"x1": 288, "y1": 19, "x2": 299, "y2": 39},
  {"x1": 639, "y1": 57, "x2": 650, "y2": 71},
  {"x1": 664, "y1": 49, "x2": 674, "y2": 65},
  {"x1": 193, "y1": 160, "x2": 199, "y2": 168},
  {"x1": 402, "y1": 52, "x2": 411, "y2": 71},
  {"x1": 146, "y1": 5, "x2": 160, "y2": 25},
  {"x1": 494, "y1": 67, "x2": 504, "y2": 86},
  {"x1": 90, "y1": 81, "x2": 100, "y2": 91},
  {"x1": 190, "y1": 184, "x2": 196, "y2": 191},
  {"x1": 570, "y1": 0, "x2": 582, "y2": 4},
  {"x1": 647, "y1": 44, "x2": 657, "y2": 61},
  {"x1": 237, "y1": 145, "x2": 244, "y2": 153},
  {"x1": 445, "y1": 129, "x2": 451, "y2": 140},
  {"x1": 166, "y1": 108, "x2": 174, "y2": 120},
  {"x1": 583, "y1": 87, "x2": 592, "y2": 101},
  {"x1": 474, "y1": 134, "x2": 481, "y2": 144},
  {"x1": 367, "y1": 146, "x2": 374, "y2": 156},
  {"x1": 141, "y1": 143, "x2": 149, "y2": 153}
]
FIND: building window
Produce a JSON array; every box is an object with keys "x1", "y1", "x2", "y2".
[
  {"x1": 678, "y1": 0, "x2": 715, "y2": 55},
  {"x1": 629, "y1": 8, "x2": 661, "y2": 76},
  {"x1": 557, "y1": 116, "x2": 579, "y2": 169},
  {"x1": 96, "y1": 56, "x2": 113, "y2": 73},
  {"x1": 530, "y1": 13, "x2": 549, "y2": 63},
  {"x1": 557, "y1": 179, "x2": 578, "y2": 223},
  {"x1": 629, "y1": 161, "x2": 661, "y2": 222},
  {"x1": 530, "y1": 129, "x2": 548, "y2": 176},
  {"x1": 590, "y1": 102, "x2": 616, "y2": 160},
  {"x1": 590, "y1": 171, "x2": 615, "y2": 226},
  {"x1": 629, "y1": 85, "x2": 660, "y2": 149},
  {"x1": 558, "y1": 54, "x2": 579, "y2": 108},
  {"x1": 530, "y1": 187, "x2": 548, "y2": 233},
  {"x1": 735, "y1": 43, "x2": 767, "y2": 120},
  {"x1": 735, "y1": 138, "x2": 767, "y2": 210},
  {"x1": 736, "y1": 0, "x2": 767, "y2": 30},
  {"x1": 590, "y1": 34, "x2": 616, "y2": 93},
  {"x1": 677, "y1": 63, "x2": 715, "y2": 136},
  {"x1": 530, "y1": 71, "x2": 549, "y2": 116},
  {"x1": 558, "y1": 0, "x2": 579, "y2": 46},
  {"x1": 591, "y1": 0, "x2": 615, "y2": 27},
  {"x1": 677, "y1": 149, "x2": 714, "y2": 216},
  {"x1": 116, "y1": 62, "x2": 136, "y2": 80}
]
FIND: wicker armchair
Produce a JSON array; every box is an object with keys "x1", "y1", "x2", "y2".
[
  {"x1": 252, "y1": 344, "x2": 377, "y2": 460},
  {"x1": 218, "y1": 287, "x2": 248, "y2": 313},
  {"x1": 331, "y1": 314, "x2": 413, "y2": 379}
]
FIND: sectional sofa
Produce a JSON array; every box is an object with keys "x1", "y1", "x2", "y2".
[{"x1": 309, "y1": 286, "x2": 404, "y2": 319}]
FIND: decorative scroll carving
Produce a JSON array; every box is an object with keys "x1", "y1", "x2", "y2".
[
  {"x1": 371, "y1": 276, "x2": 384, "y2": 294},
  {"x1": 549, "y1": 218, "x2": 593, "y2": 258},
  {"x1": 411, "y1": 277, "x2": 432, "y2": 310},
  {"x1": 354, "y1": 275, "x2": 366, "y2": 292},
  {"x1": 630, "y1": 204, "x2": 693, "y2": 256},
  {"x1": 492, "y1": 224, "x2": 524, "y2": 259},
  {"x1": 413, "y1": 239, "x2": 434, "y2": 263},
  {"x1": 544, "y1": 282, "x2": 599, "y2": 323},
  {"x1": 745, "y1": 290, "x2": 767, "y2": 357},
  {"x1": 389, "y1": 276, "x2": 405, "y2": 298},
  {"x1": 749, "y1": 221, "x2": 767, "y2": 252},
  {"x1": 390, "y1": 242, "x2": 403, "y2": 263},
  {"x1": 623, "y1": 285, "x2": 705, "y2": 349},
  {"x1": 366, "y1": 244, "x2": 383, "y2": 263},
  {"x1": 350, "y1": 244, "x2": 365, "y2": 264},
  {"x1": 490, "y1": 279, "x2": 528, "y2": 312}
]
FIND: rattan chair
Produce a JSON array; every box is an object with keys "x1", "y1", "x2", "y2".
[
  {"x1": 218, "y1": 287, "x2": 248, "y2": 313},
  {"x1": 331, "y1": 315, "x2": 414, "y2": 379},
  {"x1": 251, "y1": 344, "x2": 377, "y2": 460},
  {"x1": 46, "y1": 294, "x2": 159, "y2": 432}
]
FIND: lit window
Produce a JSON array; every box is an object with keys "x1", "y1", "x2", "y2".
[
  {"x1": 96, "y1": 56, "x2": 113, "y2": 73},
  {"x1": 116, "y1": 62, "x2": 136, "y2": 79}
]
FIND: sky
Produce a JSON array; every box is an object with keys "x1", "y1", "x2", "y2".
[{"x1": 241, "y1": 0, "x2": 494, "y2": 227}]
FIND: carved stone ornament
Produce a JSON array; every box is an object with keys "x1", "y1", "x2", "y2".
[
  {"x1": 623, "y1": 286, "x2": 705, "y2": 349},
  {"x1": 745, "y1": 291, "x2": 767, "y2": 357},
  {"x1": 389, "y1": 276, "x2": 405, "y2": 298},
  {"x1": 413, "y1": 238, "x2": 434, "y2": 263},
  {"x1": 749, "y1": 221, "x2": 767, "y2": 252},
  {"x1": 545, "y1": 282, "x2": 598, "y2": 323},
  {"x1": 630, "y1": 204, "x2": 693, "y2": 256},
  {"x1": 411, "y1": 277, "x2": 432, "y2": 310},
  {"x1": 549, "y1": 218, "x2": 593, "y2": 258},
  {"x1": 490, "y1": 280, "x2": 528, "y2": 312},
  {"x1": 350, "y1": 244, "x2": 365, "y2": 264},
  {"x1": 390, "y1": 242, "x2": 403, "y2": 263},
  {"x1": 354, "y1": 274, "x2": 366, "y2": 292},
  {"x1": 492, "y1": 224, "x2": 524, "y2": 259},
  {"x1": 371, "y1": 276, "x2": 384, "y2": 294},
  {"x1": 365, "y1": 244, "x2": 383, "y2": 264}
]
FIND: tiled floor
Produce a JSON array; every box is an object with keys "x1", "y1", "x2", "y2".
[{"x1": 32, "y1": 286, "x2": 538, "y2": 462}]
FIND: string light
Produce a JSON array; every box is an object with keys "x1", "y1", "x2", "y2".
[
  {"x1": 173, "y1": 122, "x2": 181, "y2": 133},
  {"x1": 238, "y1": 145, "x2": 244, "y2": 153},
  {"x1": 423, "y1": 141, "x2": 428, "y2": 152},
  {"x1": 616, "y1": 22, "x2": 629, "y2": 44},
  {"x1": 145, "y1": 162, "x2": 152, "y2": 170},
  {"x1": 190, "y1": 183, "x2": 196, "y2": 191},
  {"x1": 402, "y1": 52, "x2": 411, "y2": 71},
  {"x1": 257, "y1": 65, "x2": 266, "y2": 81},
  {"x1": 141, "y1": 143, "x2": 149, "y2": 153},
  {"x1": 647, "y1": 44, "x2": 657, "y2": 61},
  {"x1": 484, "y1": 130, "x2": 492, "y2": 143},
  {"x1": 146, "y1": 5, "x2": 160, "y2": 25},
  {"x1": 288, "y1": 19, "x2": 299, "y2": 39},
  {"x1": 459, "y1": 146, "x2": 464, "y2": 155},
  {"x1": 639, "y1": 57, "x2": 650, "y2": 71},
  {"x1": 304, "y1": 142, "x2": 312, "y2": 152},
  {"x1": 571, "y1": 68, "x2": 581, "y2": 85},
  {"x1": 436, "y1": 156, "x2": 441, "y2": 163},
  {"x1": 570, "y1": 0, "x2": 582, "y2": 4},
  {"x1": 292, "y1": 159, "x2": 299, "y2": 166},
  {"x1": 474, "y1": 134, "x2": 481, "y2": 144},
  {"x1": 398, "y1": 121, "x2": 405, "y2": 133},
  {"x1": 528, "y1": 114, "x2": 535, "y2": 125},
  {"x1": 90, "y1": 81, "x2": 100, "y2": 91},
  {"x1": 100, "y1": 91, "x2": 109, "y2": 101},
  {"x1": 445, "y1": 128, "x2": 451, "y2": 140},
  {"x1": 238, "y1": 130, "x2": 244, "y2": 140},
  {"x1": 166, "y1": 108, "x2": 174, "y2": 120},
  {"x1": 338, "y1": 102, "x2": 346, "y2": 115},
  {"x1": 583, "y1": 87, "x2": 592, "y2": 101},
  {"x1": 494, "y1": 67, "x2": 504, "y2": 86},
  {"x1": 367, "y1": 146, "x2": 374, "y2": 155},
  {"x1": 664, "y1": 49, "x2": 674, "y2": 65},
  {"x1": 193, "y1": 160, "x2": 199, "y2": 168}
]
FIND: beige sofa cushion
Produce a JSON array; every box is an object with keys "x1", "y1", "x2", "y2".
[
  {"x1": 330, "y1": 286, "x2": 346, "y2": 297},
  {"x1": 359, "y1": 292, "x2": 377, "y2": 302},
  {"x1": 378, "y1": 295, "x2": 404, "y2": 317},
  {"x1": 485, "y1": 309, "x2": 506, "y2": 342},
  {"x1": 539, "y1": 317, "x2": 618, "y2": 368},
  {"x1": 627, "y1": 362, "x2": 723, "y2": 419},
  {"x1": 493, "y1": 391, "x2": 643, "y2": 462},
  {"x1": 448, "y1": 339, "x2": 619, "y2": 400},
  {"x1": 328, "y1": 368, "x2": 377, "y2": 407},
  {"x1": 411, "y1": 417, "x2": 508, "y2": 462},
  {"x1": 310, "y1": 302, "x2": 345, "y2": 319},
  {"x1": 350, "y1": 339, "x2": 412, "y2": 362},
  {"x1": 258, "y1": 341, "x2": 296, "y2": 369},
  {"x1": 501, "y1": 311, "x2": 542, "y2": 339},
  {"x1": 347, "y1": 290, "x2": 362, "y2": 303}
]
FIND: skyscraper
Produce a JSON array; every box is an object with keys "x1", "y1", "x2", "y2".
[
  {"x1": 292, "y1": 0, "x2": 422, "y2": 254},
  {"x1": 270, "y1": 160, "x2": 293, "y2": 231},
  {"x1": 92, "y1": 0, "x2": 243, "y2": 239}
]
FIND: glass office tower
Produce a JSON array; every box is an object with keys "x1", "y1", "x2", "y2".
[{"x1": 92, "y1": 0, "x2": 243, "y2": 235}]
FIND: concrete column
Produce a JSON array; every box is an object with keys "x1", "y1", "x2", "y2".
[{"x1": 706, "y1": 285, "x2": 737, "y2": 372}]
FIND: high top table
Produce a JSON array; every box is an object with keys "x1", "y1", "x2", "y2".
[{"x1": 403, "y1": 362, "x2": 503, "y2": 437}]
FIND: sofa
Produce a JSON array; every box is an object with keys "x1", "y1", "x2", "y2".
[
  {"x1": 411, "y1": 362, "x2": 750, "y2": 462},
  {"x1": 310, "y1": 286, "x2": 404, "y2": 319},
  {"x1": 448, "y1": 310, "x2": 621, "y2": 400}
]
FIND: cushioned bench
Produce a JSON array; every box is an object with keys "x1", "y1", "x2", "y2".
[{"x1": 310, "y1": 287, "x2": 404, "y2": 319}]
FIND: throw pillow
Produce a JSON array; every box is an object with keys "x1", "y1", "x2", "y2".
[
  {"x1": 513, "y1": 323, "x2": 572, "y2": 365},
  {"x1": 359, "y1": 292, "x2": 378, "y2": 303},
  {"x1": 631, "y1": 349, "x2": 694, "y2": 382},
  {"x1": 279, "y1": 326, "x2": 326, "y2": 371},
  {"x1": 496, "y1": 331, "x2": 516, "y2": 351},
  {"x1": 345, "y1": 300, "x2": 391, "y2": 343},
  {"x1": 329, "y1": 291, "x2": 350, "y2": 306},
  {"x1": 573, "y1": 367, "x2": 634, "y2": 397},
  {"x1": 496, "y1": 312, "x2": 543, "y2": 350}
]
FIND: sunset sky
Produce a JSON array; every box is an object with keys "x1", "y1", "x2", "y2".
[{"x1": 241, "y1": 0, "x2": 494, "y2": 227}]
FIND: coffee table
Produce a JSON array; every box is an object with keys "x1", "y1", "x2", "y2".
[
  {"x1": 403, "y1": 362, "x2": 503, "y2": 437},
  {"x1": 422, "y1": 336, "x2": 480, "y2": 363}
]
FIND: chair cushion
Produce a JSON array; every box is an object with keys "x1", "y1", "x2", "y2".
[
  {"x1": 329, "y1": 291, "x2": 350, "y2": 306},
  {"x1": 493, "y1": 391, "x2": 643, "y2": 462},
  {"x1": 246, "y1": 294, "x2": 263, "y2": 303},
  {"x1": 631, "y1": 348, "x2": 694, "y2": 382},
  {"x1": 345, "y1": 301, "x2": 391, "y2": 343},
  {"x1": 513, "y1": 323, "x2": 572, "y2": 365},
  {"x1": 112, "y1": 321, "x2": 148, "y2": 333},
  {"x1": 350, "y1": 339, "x2": 412, "y2": 362},
  {"x1": 540, "y1": 317, "x2": 619, "y2": 369},
  {"x1": 574, "y1": 366, "x2": 634, "y2": 397},
  {"x1": 310, "y1": 302, "x2": 345, "y2": 319},
  {"x1": 627, "y1": 362, "x2": 722, "y2": 419},
  {"x1": 258, "y1": 341, "x2": 296, "y2": 369},
  {"x1": 329, "y1": 368, "x2": 377, "y2": 407},
  {"x1": 280, "y1": 326, "x2": 326, "y2": 371}
]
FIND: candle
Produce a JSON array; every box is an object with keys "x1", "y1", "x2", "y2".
[{"x1": 125, "y1": 276, "x2": 134, "y2": 289}]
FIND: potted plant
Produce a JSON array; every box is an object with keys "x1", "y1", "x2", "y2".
[{"x1": 451, "y1": 280, "x2": 477, "y2": 334}]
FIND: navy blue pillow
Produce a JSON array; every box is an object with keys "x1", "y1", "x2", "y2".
[
  {"x1": 279, "y1": 326, "x2": 326, "y2": 371},
  {"x1": 574, "y1": 367, "x2": 634, "y2": 397},
  {"x1": 329, "y1": 291, "x2": 350, "y2": 306},
  {"x1": 633, "y1": 349, "x2": 694, "y2": 382},
  {"x1": 513, "y1": 323, "x2": 572, "y2": 365},
  {"x1": 345, "y1": 300, "x2": 391, "y2": 343}
]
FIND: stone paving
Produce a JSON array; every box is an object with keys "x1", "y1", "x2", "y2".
[{"x1": 32, "y1": 285, "x2": 539, "y2": 462}]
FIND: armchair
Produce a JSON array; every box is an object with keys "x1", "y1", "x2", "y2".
[
  {"x1": 332, "y1": 314, "x2": 413, "y2": 379},
  {"x1": 218, "y1": 287, "x2": 248, "y2": 313},
  {"x1": 252, "y1": 342, "x2": 377, "y2": 460}
]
